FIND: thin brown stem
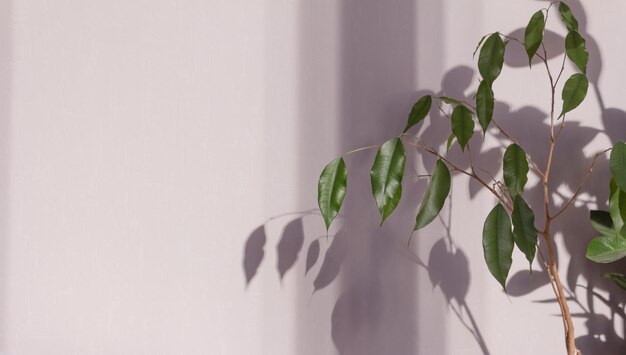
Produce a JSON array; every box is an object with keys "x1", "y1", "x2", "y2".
[{"x1": 492, "y1": 118, "x2": 544, "y2": 177}]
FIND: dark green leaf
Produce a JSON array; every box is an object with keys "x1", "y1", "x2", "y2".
[
  {"x1": 565, "y1": 31, "x2": 588, "y2": 74},
  {"x1": 370, "y1": 138, "x2": 406, "y2": 225},
  {"x1": 318, "y1": 158, "x2": 348, "y2": 230},
  {"x1": 512, "y1": 196, "x2": 537, "y2": 268},
  {"x1": 483, "y1": 204, "x2": 514, "y2": 289},
  {"x1": 559, "y1": 73, "x2": 588, "y2": 118},
  {"x1": 404, "y1": 95, "x2": 432, "y2": 133},
  {"x1": 559, "y1": 2, "x2": 579, "y2": 32},
  {"x1": 503, "y1": 144, "x2": 529, "y2": 197},
  {"x1": 473, "y1": 34, "x2": 488, "y2": 58},
  {"x1": 586, "y1": 236, "x2": 626, "y2": 263},
  {"x1": 439, "y1": 96, "x2": 464, "y2": 106},
  {"x1": 478, "y1": 33, "x2": 505, "y2": 83},
  {"x1": 603, "y1": 273, "x2": 626, "y2": 290},
  {"x1": 414, "y1": 160, "x2": 451, "y2": 230},
  {"x1": 610, "y1": 142, "x2": 626, "y2": 193},
  {"x1": 476, "y1": 80, "x2": 494, "y2": 134},
  {"x1": 590, "y1": 210, "x2": 614, "y2": 236},
  {"x1": 524, "y1": 11, "x2": 545, "y2": 66},
  {"x1": 451, "y1": 105, "x2": 475, "y2": 151}
]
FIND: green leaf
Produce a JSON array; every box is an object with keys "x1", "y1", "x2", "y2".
[
  {"x1": 609, "y1": 178, "x2": 626, "y2": 232},
  {"x1": 590, "y1": 210, "x2": 614, "y2": 236},
  {"x1": 446, "y1": 133, "x2": 455, "y2": 153},
  {"x1": 503, "y1": 144, "x2": 529, "y2": 197},
  {"x1": 586, "y1": 236, "x2": 626, "y2": 263},
  {"x1": 318, "y1": 157, "x2": 348, "y2": 230},
  {"x1": 524, "y1": 10, "x2": 545, "y2": 67},
  {"x1": 473, "y1": 34, "x2": 488, "y2": 58},
  {"x1": 414, "y1": 160, "x2": 451, "y2": 230},
  {"x1": 478, "y1": 33, "x2": 505, "y2": 83},
  {"x1": 559, "y1": 73, "x2": 588, "y2": 118},
  {"x1": 559, "y1": 2, "x2": 579, "y2": 32},
  {"x1": 483, "y1": 204, "x2": 514, "y2": 289},
  {"x1": 370, "y1": 138, "x2": 406, "y2": 225},
  {"x1": 476, "y1": 80, "x2": 494, "y2": 134},
  {"x1": 404, "y1": 95, "x2": 432, "y2": 133},
  {"x1": 451, "y1": 105, "x2": 475, "y2": 151},
  {"x1": 439, "y1": 96, "x2": 464, "y2": 106},
  {"x1": 603, "y1": 273, "x2": 626, "y2": 291},
  {"x1": 610, "y1": 142, "x2": 626, "y2": 193},
  {"x1": 512, "y1": 196, "x2": 537, "y2": 268},
  {"x1": 565, "y1": 31, "x2": 588, "y2": 74}
]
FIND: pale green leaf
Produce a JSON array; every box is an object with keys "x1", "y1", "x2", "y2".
[{"x1": 586, "y1": 236, "x2": 626, "y2": 263}]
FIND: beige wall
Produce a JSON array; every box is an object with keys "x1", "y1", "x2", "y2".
[{"x1": 0, "y1": 0, "x2": 624, "y2": 354}]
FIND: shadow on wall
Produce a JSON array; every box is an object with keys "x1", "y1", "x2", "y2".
[{"x1": 244, "y1": 1, "x2": 626, "y2": 354}]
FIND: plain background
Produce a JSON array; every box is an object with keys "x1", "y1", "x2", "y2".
[{"x1": 1, "y1": 0, "x2": 625, "y2": 354}]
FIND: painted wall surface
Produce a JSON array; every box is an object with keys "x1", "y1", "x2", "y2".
[{"x1": 0, "y1": 0, "x2": 625, "y2": 354}]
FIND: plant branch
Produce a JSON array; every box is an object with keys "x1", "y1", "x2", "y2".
[{"x1": 552, "y1": 148, "x2": 612, "y2": 220}]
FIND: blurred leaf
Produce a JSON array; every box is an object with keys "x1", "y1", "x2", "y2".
[
  {"x1": 603, "y1": 273, "x2": 626, "y2": 290},
  {"x1": 610, "y1": 142, "x2": 626, "y2": 193},
  {"x1": 446, "y1": 133, "x2": 455, "y2": 153},
  {"x1": 559, "y1": 2, "x2": 579, "y2": 32},
  {"x1": 478, "y1": 33, "x2": 505, "y2": 83},
  {"x1": 476, "y1": 80, "x2": 494, "y2": 134},
  {"x1": 503, "y1": 144, "x2": 529, "y2": 197},
  {"x1": 512, "y1": 196, "x2": 537, "y2": 268},
  {"x1": 451, "y1": 105, "x2": 475, "y2": 151},
  {"x1": 609, "y1": 178, "x2": 626, "y2": 232},
  {"x1": 559, "y1": 73, "x2": 588, "y2": 118},
  {"x1": 483, "y1": 204, "x2": 514, "y2": 289},
  {"x1": 439, "y1": 96, "x2": 464, "y2": 107},
  {"x1": 565, "y1": 31, "x2": 588, "y2": 74},
  {"x1": 524, "y1": 10, "x2": 545, "y2": 66},
  {"x1": 473, "y1": 34, "x2": 488, "y2": 58},
  {"x1": 318, "y1": 157, "x2": 348, "y2": 230},
  {"x1": 414, "y1": 160, "x2": 451, "y2": 230},
  {"x1": 370, "y1": 138, "x2": 406, "y2": 225},
  {"x1": 586, "y1": 235, "x2": 626, "y2": 263},
  {"x1": 404, "y1": 95, "x2": 432, "y2": 132}
]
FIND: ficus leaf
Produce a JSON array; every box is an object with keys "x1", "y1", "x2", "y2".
[
  {"x1": 476, "y1": 80, "x2": 494, "y2": 134},
  {"x1": 559, "y1": 2, "x2": 579, "y2": 32},
  {"x1": 483, "y1": 204, "x2": 514, "y2": 289},
  {"x1": 603, "y1": 273, "x2": 626, "y2": 290},
  {"x1": 565, "y1": 31, "x2": 588, "y2": 74},
  {"x1": 473, "y1": 34, "x2": 488, "y2": 58},
  {"x1": 451, "y1": 105, "x2": 475, "y2": 151},
  {"x1": 586, "y1": 236, "x2": 626, "y2": 263},
  {"x1": 610, "y1": 142, "x2": 626, "y2": 193},
  {"x1": 414, "y1": 160, "x2": 451, "y2": 231},
  {"x1": 318, "y1": 157, "x2": 348, "y2": 230},
  {"x1": 524, "y1": 10, "x2": 545, "y2": 67},
  {"x1": 503, "y1": 144, "x2": 529, "y2": 197},
  {"x1": 404, "y1": 95, "x2": 432, "y2": 133},
  {"x1": 512, "y1": 196, "x2": 537, "y2": 268},
  {"x1": 446, "y1": 133, "x2": 455, "y2": 153},
  {"x1": 478, "y1": 33, "x2": 505, "y2": 83},
  {"x1": 590, "y1": 210, "x2": 614, "y2": 237},
  {"x1": 609, "y1": 178, "x2": 626, "y2": 233},
  {"x1": 559, "y1": 73, "x2": 588, "y2": 118},
  {"x1": 439, "y1": 96, "x2": 464, "y2": 107},
  {"x1": 370, "y1": 138, "x2": 406, "y2": 225}
]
